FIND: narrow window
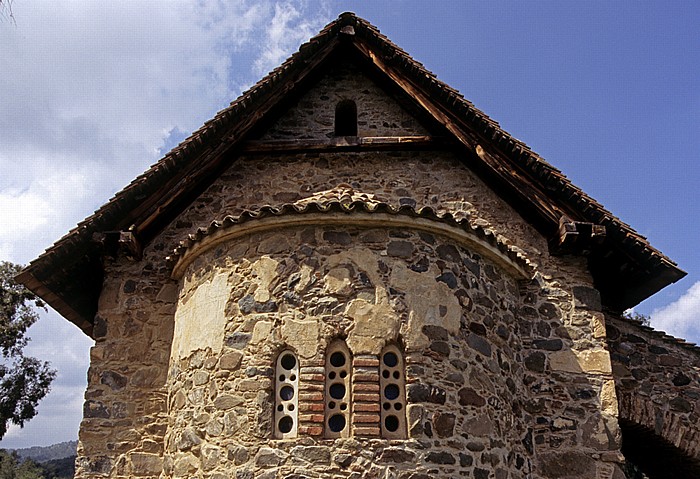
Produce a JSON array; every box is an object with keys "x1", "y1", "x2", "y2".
[
  {"x1": 334, "y1": 100, "x2": 357, "y2": 136},
  {"x1": 380, "y1": 344, "x2": 407, "y2": 438},
  {"x1": 274, "y1": 350, "x2": 299, "y2": 439},
  {"x1": 325, "y1": 340, "x2": 352, "y2": 438}
]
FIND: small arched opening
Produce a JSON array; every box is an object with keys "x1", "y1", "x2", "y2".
[
  {"x1": 334, "y1": 99, "x2": 357, "y2": 136},
  {"x1": 325, "y1": 340, "x2": 352, "y2": 438},
  {"x1": 379, "y1": 344, "x2": 407, "y2": 439},
  {"x1": 274, "y1": 349, "x2": 299, "y2": 439}
]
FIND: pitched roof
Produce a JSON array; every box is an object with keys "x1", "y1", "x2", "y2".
[{"x1": 17, "y1": 12, "x2": 685, "y2": 336}]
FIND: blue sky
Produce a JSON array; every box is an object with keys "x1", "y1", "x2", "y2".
[{"x1": 0, "y1": 1, "x2": 698, "y2": 448}]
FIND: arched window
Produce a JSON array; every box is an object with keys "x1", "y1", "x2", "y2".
[
  {"x1": 334, "y1": 99, "x2": 357, "y2": 136},
  {"x1": 325, "y1": 340, "x2": 352, "y2": 438},
  {"x1": 380, "y1": 344, "x2": 407, "y2": 438},
  {"x1": 274, "y1": 350, "x2": 299, "y2": 439}
]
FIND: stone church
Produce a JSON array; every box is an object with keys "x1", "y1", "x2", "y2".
[{"x1": 18, "y1": 12, "x2": 700, "y2": 479}]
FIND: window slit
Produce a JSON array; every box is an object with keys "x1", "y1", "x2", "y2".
[
  {"x1": 274, "y1": 350, "x2": 298, "y2": 438},
  {"x1": 380, "y1": 344, "x2": 407, "y2": 438},
  {"x1": 325, "y1": 340, "x2": 352, "y2": 437},
  {"x1": 334, "y1": 100, "x2": 357, "y2": 136}
]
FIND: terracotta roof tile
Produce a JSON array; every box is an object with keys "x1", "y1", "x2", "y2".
[{"x1": 17, "y1": 12, "x2": 685, "y2": 331}]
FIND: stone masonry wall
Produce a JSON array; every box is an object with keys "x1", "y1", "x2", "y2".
[
  {"x1": 257, "y1": 59, "x2": 430, "y2": 140},
  {"x1": 607, "y1": 315, "x2": 700, "y2": 459},
  {"x1": 76, "y1": 60, "x2": 625, "y2": 478},
  {"x1": 77, "y1": 258, "x2": 176, "y2": 477},
  {"x1": 165, "y1": 225, "x2": 531, "y2": 478},
  {"x1": 519, "y1": 268, "x2": 622, "y2": 479}
]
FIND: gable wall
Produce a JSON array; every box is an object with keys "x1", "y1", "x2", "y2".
[
  {"x1": 257, "y1": 60, "x2": 430, "y2": 140},
  {"x1": 76, "y1": 64, "x2": 624, "y2": 479}
]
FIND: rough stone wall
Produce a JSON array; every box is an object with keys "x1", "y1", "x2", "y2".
[
  {"x1": 257, "y1": 60, "x2": 430, "y2": 140},
  {"x1": 76, "y1": 259, "x2": 176, "y2": 478},
  {"x1": 518, "y1": 268, "x2": 622, "y2": 479},
  {"x1": 76, "y1": 61, "x2": 626, "y2": 478},
  {"x1": 607, "y1": 315, "x2": 700, "y2": 459},
  {"x1": 165, "y1": 225, "x2": 531, "y2": 478}
]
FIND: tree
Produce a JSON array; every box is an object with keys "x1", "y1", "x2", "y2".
[
  {"x1": 0, "y1": 449, "x2": 44, "y2": 479},
  {"x1": 0, "y1": 262, "x2": 55, "y2": 439}
]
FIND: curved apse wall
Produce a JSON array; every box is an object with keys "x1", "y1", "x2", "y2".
[{"x1": 164, "y1": 221, "x2": 532, "y2": 478}]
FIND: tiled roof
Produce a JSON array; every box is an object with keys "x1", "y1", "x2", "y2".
[
  {"x1": 17, "y1": 12, "x2": 685, "y2": 335},
  {"x1": 609, "y1": 313, "x2": 700, "y2": 356},
  {"x1": 165, "y1": 194, "x2": 535, "y2": 280}
]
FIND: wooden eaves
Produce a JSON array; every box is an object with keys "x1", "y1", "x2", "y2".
[{"x1": 16, "y1": 12, "x2": 685, "y2": 337}]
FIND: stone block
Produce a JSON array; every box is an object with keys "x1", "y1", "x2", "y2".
[
  {"x1": 214, "y1": 394, "x2": 245, "y2": 410},
  {"x1": 407, "y1": 383, "x2": 445, "y2": 404},
  {"x1": 225, "y1": 332, "x2": 251, "y2": 350},
  {"x1": 458, "y1": 387, "x2": 486, "y2": 407},
  {"x1": 378, "y1": 448, "x2": 416, "y2": 463},
  {"x1": 219, "y1": 351, "x2": 243, "y2": 370},
  {"x1": 524, "y1": 352, "x2": 546, "y2": 373},
  {"x1": 290, "y1": 445, "x2": 331, "y2": 464},
  {"x1": 549, "y1": 349, "x2": 612, "y2": 374},
  {"x1": 172, "y1": 453, "x2": 198, "y2": 476},
  {"x1": 432, "y1": 412, "x2": 455, "y2": 437},
  {"x1": 425, "y1": 451, "x2": 455, "y2": 465},
  {"x1": 467, "y1": 334, "x2": 492, "y2": 357},
  {"x1": 572, "y1": 286, "x2": 602, "y2": 311},
  {"x1": 387, "y1": 240, "x2": 414, "y2": 258},
  {"x1": 539, "y1": 451, "x2": 595, "y2": 478},
  {"x1": 533, "y1": 339, "x2": 563, "y2": 351},
  {"x1": 256, "y1": 448, "x2": 288, "y2": 468},
  {"x1": 130, "y1": 452, "x2": 163, "y2": 475}
]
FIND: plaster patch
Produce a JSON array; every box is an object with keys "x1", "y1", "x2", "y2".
[
  {"x1": 327, "y1": 248, "x2": 385, "y2": 301},
  {"x1": 251, "y1": 320, "x2": 273, "y2": 345},
  {"x1": 281, "y1": 318, "x2": 320, "y2": 359},
  {"x1": 345, "y1": 298, "x2": 399, "y2": 355},
  {"x1": 323, "y1": 267, "x2": 353, "y2": 296},
  {"x1": 173, "y1": 273, "x2": 230, "y2": 360},
  {"x1": 390, "y1": 262, "x2": 461, "y2": 350},
  {"x1": 252, "y1": 256, "x2": 279, "y2": 302}
]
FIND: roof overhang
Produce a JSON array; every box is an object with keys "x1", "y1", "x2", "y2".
[{"x1": 17, "y1": 12, "x2": 686, "y2": 336}]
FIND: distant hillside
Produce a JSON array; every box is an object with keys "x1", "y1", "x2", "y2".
[
  {"x1": 12, "y1": 441, "x2": 77, "y2": 463},
  {"x1": 37, "y1": 455, "x2": 76, "y2": 479}
]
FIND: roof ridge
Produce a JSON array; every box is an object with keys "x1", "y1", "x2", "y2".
[{"x1": 18, "y1": 12, "x2": 685, "y2": 329}]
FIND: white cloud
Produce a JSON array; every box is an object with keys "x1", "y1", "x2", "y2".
[
  {"x1": 0, "y1": 311, "x2": 92, "y2": 449},
  {"x1": 650, "y1": 281, "x2": 700, "y2": 342},
  {"x1": 254, "y1": 1, "x2": 330, "y2": 76},
  {"x1": 0, "y1": 165, "x2": 94, "y2": 262},
  {"x1": 0, "y1": 0, "x2": 333, "y2": 448}
]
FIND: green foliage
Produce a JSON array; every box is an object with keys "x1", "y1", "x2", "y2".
[
  {"x1": 0, "y1": 262, "x2": 55, "y2": 439},
  {"x1": 0, "y1": 449, "x2": 44, "y2": 479},
  {"x1": 33, "y1": 456, "x2": 74, "y2": 479},
  {"x1": 622, "y1": 310, "x2": 652, "y2": 327},
  {"x1": 0, "y1": 448, "x2": 75, "y2": 479}
]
